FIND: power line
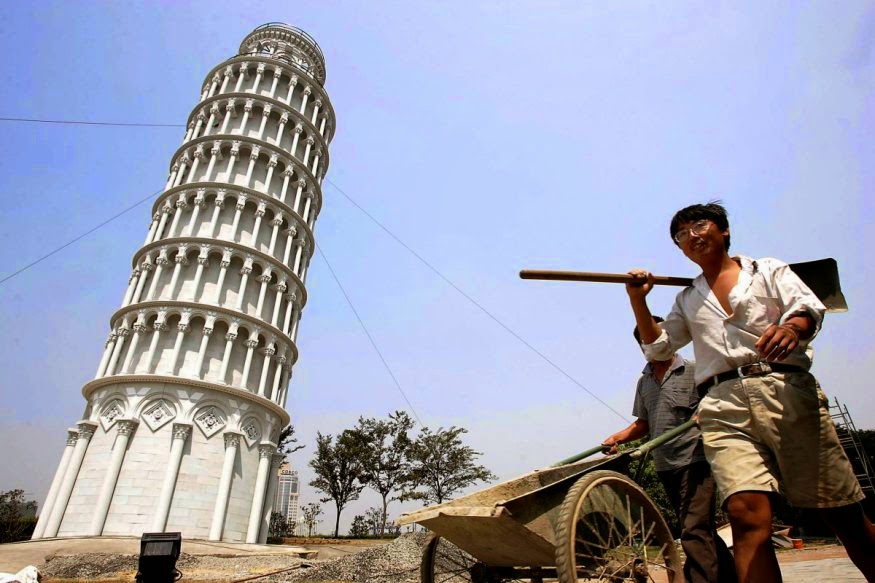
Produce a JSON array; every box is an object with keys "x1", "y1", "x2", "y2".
[
  {"x1": 315, "y1": 243, "x2": 424, "y2": 425},
  {"x1": 324, "y1": 178, "x2": 629, "y2": 422},
  {"x1": 0, "y1": 189, "x2": 162, "y2": 286},
  {"x1": 1, "y1": 113, "x2": 628, "y2": 422},
  {"x1": 0, "y1": 116, "x2": 184, "y2": 128}
]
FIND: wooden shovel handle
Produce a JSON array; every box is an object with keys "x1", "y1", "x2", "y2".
[{"x1": 519, "y1": 270, "x2": 694, "y2": 287}]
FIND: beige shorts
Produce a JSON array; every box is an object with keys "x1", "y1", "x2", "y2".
[{"x1": 697, "y1": 371, "x2": 864, "y2": 508}]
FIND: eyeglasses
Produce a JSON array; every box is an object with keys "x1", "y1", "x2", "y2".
[{"x1": 673, "y1": 220, "x2": 712, "y2": 245}]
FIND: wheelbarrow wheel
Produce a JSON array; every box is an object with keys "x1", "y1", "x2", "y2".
[
  {"x1": 554, "y1": 469, "x2": 681, "y2": 582},
  {"x1": 420, "y1": 534, "x2": 481, "y2": 583}
]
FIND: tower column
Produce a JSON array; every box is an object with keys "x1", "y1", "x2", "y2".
[
  {"x1": 270, "y1": 354, "x2": 287, "y2": 400},
  {"x1": 270, "y1": 282, "x2": 288, "y2": 328},
  {"x1": 207, "y1": 190, "x2": 227, "y2": 237},
  {"x1": 166, "y1": 248, "x2": 189, "y2": 301},
  {"x1": 202, "y1": 104, "x2": 219, "y2": 137},
  {"x1": 246, "y1": 443, "x2": 276, "y2": 543},
  {"x1": 154, "y1": 204, "x2": 174, "y2": 240},
  {"x1": 189, "y1": 248, "x2": 210, "y2": 301},
  {"x1": 32, "y1": 429, "x2": 79, "y2": 539},
  {"x1": 165, "y1": 319, "x2": 191, "y2": 375},
  {"x1": 95, "y1": 331, "x2": 118, "y2": 378},
  {"x1": 144, "y1": 211, "x2": 162, "y2": 245},
  {"x1": 259, "y1": 452, "x2": 285, "y2": 543},
  {"x1": 145, "y1": 249, "x2": 170, "y2": 300},
  {"x1": 130, "y1": 259, "x2": 154, "y2": 304},
  {"x1": 240, "y1": 337, "x2": 259, "y2": 388},
  {"x1": 121, "y1": 268, "x2": 141, "y2": 306},
  {"x1": 104, "y1": 327, "x2": 130, "y2": 376},
  {"x1": 274, "y1": 114, "x2": 289, "y2": 149},
  {"x1": 89, "y1": 419, "x2": 138, "y2": 535},
  {"x1": 151, "y1": 423, "x2": 192, "y2": 532},
  {"x1": 120, "y1": 319, "x2": 148, "y2": 374},
  {"x1": 43, "y1": 421, "x2": 98, "y2": 537},
  {"x1": 220, "y1": 100, "x2": 236, "y2": 134},
  {"x1": 214, "y1": 249, "x2": 233, "y2": 305},
  {"x1": 193, "y1": 319, "x2": 215, "y2": 378},
  {"x1": 209, "y1": 432, "x2": 241, "y2": 541},
  {"x1": 257, "y1": 345, "x2": 276, "y2": 396},
  {"x1": 290, "y1": 125, "x2": 303, "y2": 163},
  {"x1": 218, "y1": 330, "x2": 237, "y2": 384}
]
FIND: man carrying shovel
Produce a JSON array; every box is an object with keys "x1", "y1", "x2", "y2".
[
  {"x1": 603, "y1": 316, "x2": 736, "y2": 583},
  {"x1": 626, "y1": 202, "x2": 875, "y2": 582}
]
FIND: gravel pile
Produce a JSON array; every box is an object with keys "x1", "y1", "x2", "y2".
[
  {"x1": 42, "y1": 552, "x2": 306, "y2": 580},
  {"x1": 278, "y1": 534, "x2": 429, "y2": 583},
  {"x1": 41, "y1": 535, "x2": 431, "y2": 582},
  {"x1": 42, "y1": 552, "x2": 140, "y2": 579}
]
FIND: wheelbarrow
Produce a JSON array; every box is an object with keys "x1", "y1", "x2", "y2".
[{"x1": 397, "y1": 419, "x2": 696, "y2": 583}]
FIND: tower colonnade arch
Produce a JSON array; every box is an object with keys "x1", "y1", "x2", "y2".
[{"x1": 34, "y1": 23, "x2": 334, "y2": 544}]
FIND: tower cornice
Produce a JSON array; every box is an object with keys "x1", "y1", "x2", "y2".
[
  {"x1": 131, "y1": 236, "x2": 309, "y2": 306},
  {"x1": 81, "y1": 375, "x2": 291, "y2": 426},
  {"x1": 188, "y1": 91, "x2": 333, "y2": 151},
  {"x1": 152, "y1": 182, "x2": 316, "y2": 248},
  {"x1": 167, "y1": 134, "x2": 326, "y2": 192},
  {"x1": 107, "y1": 300, "x2": 300, "y2": 363}
]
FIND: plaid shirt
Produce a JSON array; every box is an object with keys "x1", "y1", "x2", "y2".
[{"x1": 632, "y1": 355, "x2": 705, "y2": 472}]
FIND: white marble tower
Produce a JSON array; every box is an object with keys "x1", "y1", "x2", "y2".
[{"x1": 32, "y1": 23, "x2": 334, "y2": 543}]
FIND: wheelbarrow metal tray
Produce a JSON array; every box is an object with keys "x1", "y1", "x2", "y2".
[{"x1": 397, "y1": 453, "x2": 626, "y2": 567}]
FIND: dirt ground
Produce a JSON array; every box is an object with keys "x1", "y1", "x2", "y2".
[{"x1": 0, "y1": 536, "x2": 862, "y2": 582}]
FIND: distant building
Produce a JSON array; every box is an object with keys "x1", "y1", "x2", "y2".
[{"x1": 273, "y1": 463, "x2": 300, "y2": 525}]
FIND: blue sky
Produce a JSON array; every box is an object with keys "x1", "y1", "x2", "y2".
[{"x1": 1, "y1": 1, "x2": 874, "y2": 533}]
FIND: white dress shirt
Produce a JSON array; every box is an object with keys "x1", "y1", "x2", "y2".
[{"x1": 643, "y1": 255, "x2": 825, "y2": 385}]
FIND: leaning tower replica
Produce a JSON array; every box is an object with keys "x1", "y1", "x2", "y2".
[{"x1": 32, "y1": 23, "x2": 334, "y2": 543}]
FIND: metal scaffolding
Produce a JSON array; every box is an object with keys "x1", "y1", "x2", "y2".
[{"x1": 830, "y1": 397, "x2": 875, "y2": 494}]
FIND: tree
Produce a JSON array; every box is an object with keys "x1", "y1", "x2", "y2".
[
  {"x1": 364, "y1": 506, "x2": 383, "y2": 536},
  {"x1": 349, "y1": 514, "x2": 369, "y2": 537},
  {"x1": 277, "y1": 424, "x2": 306, "y2": 459},
  {"x1": 406, "y1": 426, "x2": 497, "y2": 504},
  {"x1": 308, "y1": 430, "x2": 366, "y2": 537},
  {"x1": 352, "y1": 411, "x2": 415, "y2": 535},
  {"x1": 301, "y1": 502, "x2": 323, "y2": 537},
  {"x1": 0, "y1": 490, "x2": 37, "y2": 543},
  {"x1": 268, "y1": 511, "x2": 291, "y2": 538}
]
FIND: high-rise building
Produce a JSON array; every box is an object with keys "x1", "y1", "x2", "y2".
[
  {"x1": 273, "y1": 463, "x2": 300, "y2": 525},
  {"x1": 32, "y1": 23, "x2": 334, "y2": 544}
]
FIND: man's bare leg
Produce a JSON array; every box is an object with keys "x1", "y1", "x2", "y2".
[
  {"x1": 819, "y1": 503, "x2": 875, "y2": 580},
  {"x1": 726, "y1": 492, "x2": 781, "y2": 583}
]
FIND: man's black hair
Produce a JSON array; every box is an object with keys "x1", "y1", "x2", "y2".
[
  {"x1": 633, "y1": 316, "x2": 664, "y2": 344},
  {"x1": 669, "y1": 201, "x2": 731, "y2": 250}
]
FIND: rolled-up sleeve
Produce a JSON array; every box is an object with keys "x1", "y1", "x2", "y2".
[
  {"x1": 771, "y1": 261, "x2": 825, "y2": 342},
  {"x1": 642, "y1": 295, "x2": 692, "y2": 361}
]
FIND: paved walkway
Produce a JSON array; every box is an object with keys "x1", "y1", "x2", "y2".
[{"x1": 777, "y1": 545, "x2": 864, "y2": 582}]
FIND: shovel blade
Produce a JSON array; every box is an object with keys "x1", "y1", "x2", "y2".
[{"x1": 790, "y1": 258, "x2": 848, "y2": 313}]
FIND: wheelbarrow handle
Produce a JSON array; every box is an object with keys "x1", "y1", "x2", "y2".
[
  {"x1": 550, "y1": 418, "x2": 698, "y2": 468},
  {"x1": 630, "y1": 418, "x2": 698, "y2": 460},
  {"x1": 550, "y1": 445, "x2": 609, "y2": 468}
]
